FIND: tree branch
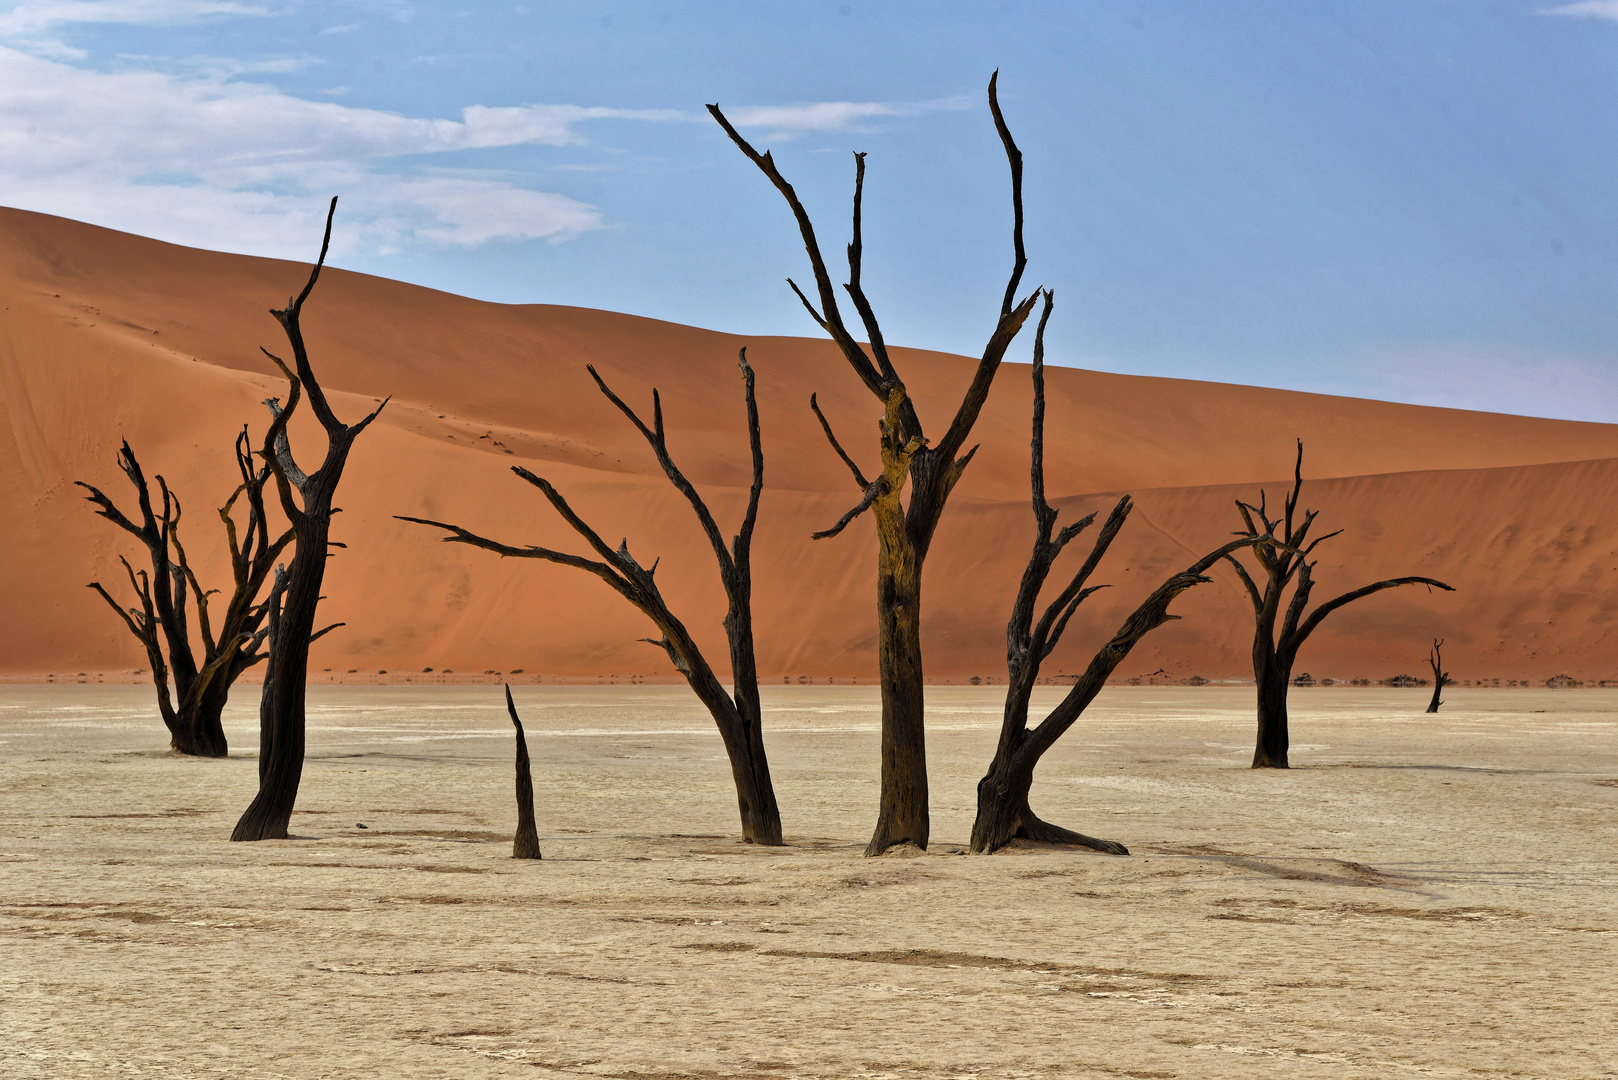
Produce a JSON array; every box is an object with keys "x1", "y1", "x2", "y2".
[
  {"x1": 809, "y1": 392, "x2": 870, "y2": 488},
  {"x1": 844, "y1": 150, "x2": 898, "y2": 384},
  {"x1": 1222, "y1": 552, "x2": 1264, "y2": 614},
  {"x1": 988, "y1": 69, "x2": 1027, "y2": 319},
  {"x1": 813, "y1": 477, "x2": 886, "y2": 540},
  {"x1": 705, "y1": 104, "x2": 883, "y2": 395},
  {"x1": 1292, "y1": 575, "x2": 1455, "y2": 648},
  {"x1": 271, "y1": 196, "x2": 341, "y2": 434},
  {"x1": 736, "y1": 348, "x2": 764, "y2": 558},
  {"x1": 395, "y1": 514, "x2": 625, "y2": 586},
  {"x1": 586, "y1": 365, "x2": 733, "y2": 579}
]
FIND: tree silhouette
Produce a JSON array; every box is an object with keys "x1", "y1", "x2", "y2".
[
  {"x1": 1226, "y1": 444, "x2": 1454, "y2": 768},
  {"x1": 971, "y1": 293, "x2": 1266, "y2": 852},
  {"x1": 78, "y1": 432, "x2": 290, "y2": 756},
  {"x1": 401, "y1": 354, "x2": 782, "y2": 844},
  {"x1": 232, "y1": 197, "x2": 388, "y2": 841},
  {"x1": 1426, "y1": 638, "x2": 1449, "y2": 714},
  {"x1": 711, "y1": 71, "x2": 1037, "y2": 854},
  {"x1": 505, "y1": 685, "x2": 542, "y2": 859}
]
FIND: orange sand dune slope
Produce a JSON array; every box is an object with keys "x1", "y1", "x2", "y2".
[{"x1": 4, "y1": 206, "x2": 1618, "y2": 683}]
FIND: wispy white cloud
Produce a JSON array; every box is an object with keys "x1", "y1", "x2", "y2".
[
  {"x1": 5, "y1": 34, "x2": 82, "y2": 57},
  {"x1": 1538, "y1": 1, "x2": 1618, "y2": 19},
  {"x1": 0, "y1": 0, "x2": 972, "y2": 260},
  {"x1": 0, "y1": 44, "x2": 677, "y2": 256},
  {"x1": 723, "y1": 95, "x2": 972, "y2": 140},
  {"x1": 0, "y1": 0, "x2": 272, "y2": 35},
  {"x1": 115, "y1": 50, "x2": 323, "y2": 78}
]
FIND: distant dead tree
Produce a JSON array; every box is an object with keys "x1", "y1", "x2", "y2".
[
  {"x1": 232, "y1": 197, "x2": 388, "y2": 841},
  {"x1": 400, "y1": 353, "x2": 782, "y2": 845},
  {"x1": 711, "y1": 72, "x2": 1037, "y2": 855},
  {"x1": 505, "y1": 685, "x2": 542, "y2": 859},
  {"x1": 1226, "y1": 443, "x2": 1454, "y2": 768},
  {"x1": 971, "y1": 293, "x2": 1267, "y2": 853},
  {"x1": 78, "y1": 432, "x2": 292, "y2": 757},
  {"x1": 1426, "y1": 638, "x2": 1449, "y2": 714}
]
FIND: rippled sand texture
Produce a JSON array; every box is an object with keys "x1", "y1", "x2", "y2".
[{"x1": 2, "y1": 684, "x2": 1615, "y2": 1079}]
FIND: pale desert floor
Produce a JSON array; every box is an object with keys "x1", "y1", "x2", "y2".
[{"x1": 1, "y1": 684, "x2": 1614, "y2": 1079}]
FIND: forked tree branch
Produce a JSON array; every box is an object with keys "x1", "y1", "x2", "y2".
[
  {"x1": 843, "y1": 151, "x2": 897, "y2": 384},
  {"x1": 1021, "y1": 532, "x2": 1270, "y2": 763},
  {"x1": 585, "y1": 362, "x2": 738, "y2": 582},
  {"x1": 812, "y1": 477, "x2": 888, "y2": 540},
  {"x1": 704, "y1": 104, "x2": 883, "y2": 395}
]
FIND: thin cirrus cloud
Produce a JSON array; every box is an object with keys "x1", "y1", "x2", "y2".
[
  {"x1": 0, "y1": 0, "x2": 272, "y2": 35},
  {"x1": 721, "y1": 95, "x2": 972, "y2": 140},
  {"x1": 1538, "y1": 1, "x2": 1618, "y2": 18}
]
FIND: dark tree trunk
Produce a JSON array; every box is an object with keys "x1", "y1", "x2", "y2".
[
  {"x1": 868, "y1": 513, "x2": 927, "y2": 853},
  {"x1": 234, "y1": 514, "x2": 327, "y2": 839},
  {"x1": 505, "y1": 686, "x2": 542, "y2": 860},
  {"x1": 969, "y1": 293, "x2": 1264, "y2": 852},
  {"x1": 402, "y1": 352, "x2": 781, "y2": 845},
  {"x1": 1426, "y1": 638, "x2": 1448, "y2": 713},
  {"x1": 712, "y1": 72, "x2": 1037, "y2": 854},
  {"x1": 184, "y1": 689, "x2": 231, "y2": 758},
  {"x1": 685, "y1": 654, "x2": 782, "y2": 846},
  {"x1": 233, "y1": 502, "x2": 330, "y2": 839},
  {"x1": 232, "y1": 198, "x2": 386, "y2": 842},
  {"x1": 1252, "y1": 654, "x2": 1292, "y2": 768},
  {"x1": 1225, "y1": 443, "x2": 1454, "y2": 770}
]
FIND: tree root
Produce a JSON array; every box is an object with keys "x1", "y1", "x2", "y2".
[{"x1": 1015, "y1": 812, "x2": 1129, "y2": 856}]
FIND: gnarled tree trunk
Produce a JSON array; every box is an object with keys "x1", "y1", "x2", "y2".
[
  {"x1": 232, "y1": 197, "x2": 386, "y2": 842},
  {"x1": 713, "y1": 72, "x2": 1037, "y2": 854}
]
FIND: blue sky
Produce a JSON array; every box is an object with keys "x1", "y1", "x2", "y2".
[{"x1": 4, "y1": 1, "x2": 1618, "y2": 421}]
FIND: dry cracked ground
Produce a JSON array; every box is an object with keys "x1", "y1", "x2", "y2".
[{"x1": 1, "y1": 684, "x2": 1614, "y2": 1079}]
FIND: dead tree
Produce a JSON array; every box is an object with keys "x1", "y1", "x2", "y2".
[
  {"x1": 970, "y1": 293, "x2": 1266, "y2": 853},
  {"x1": 1426, "y1": 638, "x2": 1449, "y2": 714},
  {"x1": 231, "y1": 197, "x2": 387, "y2": 842},
  {"x1": 711, "y1": 72, "x2": 1037, "y2": 855},
  {"x1": 399, "y1": 352, "x2": 782, "y2": 845},
  {"x1": 505, "y1": 685, "x2": 542, "y2": 859},
  {"x1": 1226, "y1": 443, "x2": 1454, "y2": 768},
  {"x1": 78, "y1": 433, "x2": 291, "y2": 756}
]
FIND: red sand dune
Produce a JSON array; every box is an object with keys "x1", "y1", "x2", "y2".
[{"x1": 5, "y1": 207, "x2": 1618, "y2": 686}]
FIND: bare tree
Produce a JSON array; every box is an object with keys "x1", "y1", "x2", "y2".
[
  {"x1": 1426, "y1": 638, "x2": 1449, "y2": 714},
  {"x1": 232, "y1": 197, "x2": 388, "y2": 841},
  {"x1": 505, "y1": 685, "x2": 542, "y2": 859},
  {"x1": 400, "y1": 353, "x2": 782, "y2": 845},
  {"x1": 78, "y1": 431, "x2": 291, "y2": 757},
  {"x1": 1226, "y1": 443, "x2": 1455, "y2": 768},
  {"x1": 970, "y1": 293, "x2": 1266, "y2": 853},
  {"x1": 711, "y1": 72, "x2": 1037, "y2": 855}
]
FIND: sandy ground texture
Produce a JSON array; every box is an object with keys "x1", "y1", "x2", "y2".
[{"x1": 1, "y1": 684, "x2": 1615, "y2": 1079}]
